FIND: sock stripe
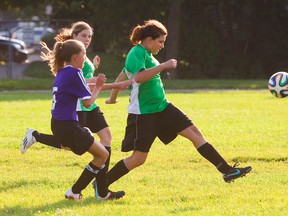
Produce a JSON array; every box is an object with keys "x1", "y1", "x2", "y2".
[{"x1": 86, "y1": 164, "x2": 99, "y2": 174}]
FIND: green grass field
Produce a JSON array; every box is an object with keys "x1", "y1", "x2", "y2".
[{"x1": 0, "y1": 90, "x2": 287, "y2": 216}]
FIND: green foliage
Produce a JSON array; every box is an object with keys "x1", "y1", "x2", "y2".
[
  {"x1": 0, "y1": 90, "x2": 287, "y2": 215},
  {"x1": 41, "y1": 33, "x2": 57, "y2": 50},
  {"x1": 0, "y1": 78, "x2": 53, "y2": 90},
  {"x1": 162, "y1": 79, "x2": 267, "y2": 89},
  {"x1": 17, "y1": 51, "x2": 268, "y2": 91},
  {"x1": 86, "y1": 52, "x2": 125, "y2": 80},
  {"x1": 0, "y1": 77, "x2": 267, "y2": 92},
  {"x1": 2, "y1": 0, "x2": 288, "y2": 79},
  {"x1": 21, "y1": 51, "x2": 124, "y2": 80},
  {"x1": 22, "y1": 61, "x2": 52, "y2": 78}
]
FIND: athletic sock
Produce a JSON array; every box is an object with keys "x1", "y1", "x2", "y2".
[
  {"x1": 95, "y1": 165, "x2": 110, "y2": 197},
  {"x1": 107, "y1": 159, "x2": 129, "y2": 186},
  {"x1": 32, "y1": 131, "x2": 62, "y2": 149},
  {"x1": 72, "y1": 162, "x2": 100, "y2": 194},
  {"x1": 104, "y1": 146, "x2": 111, "y2": 172},
  {"x1": 95, "y1": 146, "x2": 111, "y2": 190},
  {"x1": 197, "y1": 142, "x2": 231, "y2": 173}
]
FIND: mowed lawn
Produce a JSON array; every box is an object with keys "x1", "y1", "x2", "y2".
[{"x1": 0, "y1": 90, "x2": 287, "y2": 216}]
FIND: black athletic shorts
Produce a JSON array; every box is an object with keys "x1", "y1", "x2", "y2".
[
  {"x1": 51, "y1": 118, "x2": 94, "y2": 155},
  {"x1": 121, "y1": 103, "x2": 193, "y2": 152},
  {"x1": 77, "y1": 106, "x2": 109, "y2": 133}
]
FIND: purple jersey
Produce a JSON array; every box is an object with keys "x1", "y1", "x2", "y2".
[{"x1": 51, "y1": 65, "x2": 91, "y2": 121}]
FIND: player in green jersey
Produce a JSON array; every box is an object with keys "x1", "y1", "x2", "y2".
[{"x1": 100, "y1": 20, "x2": 252, "y2": 193}]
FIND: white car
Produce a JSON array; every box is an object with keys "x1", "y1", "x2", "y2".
[{"x1": 13, "y1": 27, "x2": 55, "y2": 48}]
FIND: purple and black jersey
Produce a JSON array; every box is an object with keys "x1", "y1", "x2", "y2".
[{"x1": 51, "y1": 65, "x2": 91, "y2": 121}]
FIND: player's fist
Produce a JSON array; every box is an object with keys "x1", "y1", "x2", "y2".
[
  {"x1": 105, "y1": 98, "x2": 118, "y2": 104},
  {"x1": 162, "y1": 59, "x2": 177, "y2": 70},
  {"x1": 93, "y1": 55, "x2": 101, "y2": 69},
  {"x1": 95, "y1": 73, "x2": 106, "y2": 89}
]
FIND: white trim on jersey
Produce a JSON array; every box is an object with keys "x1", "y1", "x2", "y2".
[
  {"x1": 128, "y1": 82, "x2": 140, "y2": 114},
  {"x1": 77, "y1": 70, "x2": 91, "y2": 93}
]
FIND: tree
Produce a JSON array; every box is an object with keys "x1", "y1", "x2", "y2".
[
  {"x1": 3, "y1": 0, "x2": 288, "y2": 79},
  {"x1": 163, "y1": 0, "x2": 184, "y2": 79}
]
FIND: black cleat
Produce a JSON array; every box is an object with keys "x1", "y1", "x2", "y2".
[
  {"x1": 106, "y1": 190, "x2": 125, "y2": 200},
  {"x1": 97, "y1": 190, "x2": 125, "y2": 200},
  {"x1": 223, "y1": 162, "x2": 252, "y2": 183},
  {"x1": 93, "y1": 180, "x2": 125, "y2": 200}
]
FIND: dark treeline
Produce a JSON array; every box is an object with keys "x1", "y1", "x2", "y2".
[{"x1": 1, "y1": 0, "x2": 288, "y2": 79}]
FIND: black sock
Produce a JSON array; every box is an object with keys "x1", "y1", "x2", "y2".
[
  {"x1": 32, "y1": 131, "x2": 61, "y2": 149},
  {"x1": 72, "y1": 162, "x2": 99, "y2": 194},
  {"x1": 104, "y1": 146, "x2": 111, "y2": 172},
  {"x1": 107, "y1": 159, "x2": 129, "y2": 186},
  {"x1": 72, "y1": 162, "x2": 109, "y2": 197},
  {"x1": 95, "y1": 166, "x2": 109, "y2": 197},
  {"x1": 197, "y1": 142, "x2": 231, "y2": 173},
  {"x1": 93, "y1": 146, "x2": 111, "y2": 195}
]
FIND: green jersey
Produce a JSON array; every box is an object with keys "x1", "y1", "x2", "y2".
[
  {"x1": 123, "y1": 44, "x2": 169, "y2": 114},
  {"x1": 77, "y1": 58, "x2": 97, "y2": 111}
]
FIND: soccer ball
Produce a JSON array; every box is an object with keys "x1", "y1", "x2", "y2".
[{"x1": 268, "y1": 71, "x2": 288, "y2": 98}]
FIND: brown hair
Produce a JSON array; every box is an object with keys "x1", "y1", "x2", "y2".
[
  {"x1": 54, "y1": 21, "x2": 93, "y2": 42},
  {"x1": 129, "y1": 19, "x2": 167, "y2": 45},
  {"x1": 40, "y1": 39, "x2": 85, "y2": 76}
]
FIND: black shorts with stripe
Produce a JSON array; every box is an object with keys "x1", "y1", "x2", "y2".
[
  {"x1": 121, "y1": 103, "x2": 193, "y2": 152},
  {"x1": 51, "y1": 118, "x2": 94, "y2": 155}
]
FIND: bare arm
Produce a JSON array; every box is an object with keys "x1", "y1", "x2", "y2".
[
  {"x1": 101, "y1": 79, "x2": 132, "y2": 90},
  {"x1": 82, "y1": 73, "x2": 106, "y2": 108},
  {"x1": 87, "y1": 73, "x2": 131, "y2": 90},
  {"x1": 105, "y1": 72, "x2": 128, "y2": 104},
  {"x1": 133, "y1": 59, "x2": 177, "y2": 83}
]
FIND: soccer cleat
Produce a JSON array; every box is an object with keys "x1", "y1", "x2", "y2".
[
  {"x1": 21, "y1": 128, "x2": 36, "y2": 154},
  {"x1": 223, "y1": 162, "x2": 252, "y2": 183},
  {"x1": 93, "y1": 179, "x2": 125, "y2": 200},
  {"x1": 65, "y1": 188, "x2": 82, "y2": 201},
  {"x1": 97, "y1": 190, "x2": 125, "y2": 200}
]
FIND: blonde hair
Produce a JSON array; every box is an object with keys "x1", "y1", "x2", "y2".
[
  {"x1": 55, "y1": 21, "x2": 93, "y2": 42},
  {"x1": 40, "y1": 39, "x2": 85, "y2": 76},
  {"x1": 130, "y1": 19, "x2": 167, "y2": 45}
]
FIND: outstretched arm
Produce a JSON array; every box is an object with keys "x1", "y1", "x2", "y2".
[
  {"x1": 134, "y1": 59, "x2": 177, "y2": 83},
  {"x1": 101, "y1": 79, "x2": 132, "y2": 90},
  {"x1": 82, "y1": 74, "x2": 106, "y2": 108},
  {"x1": 105, "y1": 72, "x2": 128, "y2": 104}
]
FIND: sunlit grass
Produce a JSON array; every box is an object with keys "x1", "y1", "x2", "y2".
[{"x1": 0, "y1": 90, "x2": 287, "y2": 216}]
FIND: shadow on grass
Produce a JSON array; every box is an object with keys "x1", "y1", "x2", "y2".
[
  {"x1": 0, "y1": 179, "x2": 125, "y2": 215},
  {"x1": 0, "y1": 180, "x2": 32, "y2": 193},
  {"x1": 232, "y1": 156, "x2": 288, "y2": 163},
  {"x1": 0, "y1": 196, "x2": 126, "y2": 216}
]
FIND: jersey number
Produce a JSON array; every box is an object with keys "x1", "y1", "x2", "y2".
[{"x1": 52, "y1": 87, "x2": 58, "y2": 110}]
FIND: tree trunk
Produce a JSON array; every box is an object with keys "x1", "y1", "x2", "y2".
[{"x1": 164, "y1": 0, "x2": 184, "y2": 79}]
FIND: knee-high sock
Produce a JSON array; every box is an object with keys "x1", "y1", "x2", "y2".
[
  {"x1": 107, "y1": 159, "x2": 129, "y2": 186},
  {"x1": 32, "y1": 131, "x2": 61, "y2": 149},
  {"x1": 197, "y1": 142, "x2": 231, "y2": 173},
  {"x1": 94, "y1": 165, "x2": 110, "y2": 197},
  {"x1": 72, "y1": 162, "x2": 108, "y2": 197},
  {"x1": 92, "y1": 147, "x2": 111, "y2": 191},
  {"x1": 104, "y1": 146, "x2": 111, "y2": 172}
]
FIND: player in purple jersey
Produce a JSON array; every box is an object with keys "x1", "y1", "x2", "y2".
[
  {"x1": 22, "y1": 39, "x2": 125, "y2": 201},
  {"x1": 20, "y1": 21, "x2": 131, "y2": 176}
]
